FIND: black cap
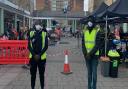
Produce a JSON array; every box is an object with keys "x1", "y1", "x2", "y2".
[{"x1": 88, "y1": 16, "x2": 95, "y2": 22}]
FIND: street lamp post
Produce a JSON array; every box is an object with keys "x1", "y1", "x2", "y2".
[{"x1": 63, "y1": 2, "x2": 68, "y2": 26}]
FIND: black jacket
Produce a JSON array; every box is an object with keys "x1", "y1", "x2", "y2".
[{"x1": 28, "y1": 29, "x2": 48, "y2": 57}]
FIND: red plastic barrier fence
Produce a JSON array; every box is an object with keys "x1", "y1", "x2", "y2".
[{"x1": 0, "y1": 40, "x2": 29, "y2": 64}]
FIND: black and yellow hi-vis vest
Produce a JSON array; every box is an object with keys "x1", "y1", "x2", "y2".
[
  {"x1": 29, "y1": 31, "x2": 46, "y2": 60},
  {"x1": 84, "y1": 28, "x2": 99, "y2": 55}
]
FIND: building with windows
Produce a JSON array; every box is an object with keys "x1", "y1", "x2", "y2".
[
  {"x1": 34, "y1": 0, "x2": 85, "y2": 33},
  {"x1": 36, "y1": 0, "x2": 83, "y2": 11},
  {"x1": 71, "y1": 0, "x2": 84, "y2": 11},
  {"x1": 51, "y1": 0, "x2": 69, "y2": 11},
  {"x1": 35, "y1": 0, "x2": 49, "y2": 10},
  {"x1": 7, "y1": 0, "x2": 34, "y2": 13},
  {"x1": 88, "y1": 0, "x2": 104, "y2": 13},
  {"x1": 0, "y1": 0, "x2": 34, "y2": 34}
]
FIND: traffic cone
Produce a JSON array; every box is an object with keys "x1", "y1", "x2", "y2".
[{"x1": 61, "y1": 50, "x2": 72, "y2": 75}]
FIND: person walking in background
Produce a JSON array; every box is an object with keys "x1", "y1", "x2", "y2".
[
  {"x1": 114, "y1": 24, "x2": 121, "y2": 40},
  {"x1": 28, "y1": 21, "x2": 48, "y2": 89},
  {"x1": 82, "y1": 17, "x2": 103, "y2": 89},
  {"x1": 55, "y1": 25, "x2": 62, "y2": 41}
]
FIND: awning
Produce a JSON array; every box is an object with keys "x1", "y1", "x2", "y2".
[
  {"x1": 32, "y1": 10, "x2": 85, "y2": 18},
  {"x1": 0, "y1": 2, "x2": 30, "y2": 17}
]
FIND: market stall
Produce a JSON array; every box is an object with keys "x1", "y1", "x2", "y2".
[{"x1": 80, "y1": 0, "x2": 128, "y2": 77}]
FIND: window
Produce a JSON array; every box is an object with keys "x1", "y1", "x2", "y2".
[{"x1": 51, "y1": 0, "x2": 56, "y2": 11}]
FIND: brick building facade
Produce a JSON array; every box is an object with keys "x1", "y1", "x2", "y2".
[{"x1": 35, "y1": 0, "x2": 84, "y2": 12}]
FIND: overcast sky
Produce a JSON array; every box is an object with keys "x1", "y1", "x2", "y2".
[{"x1": 84, "y1": 0, "x2": 88, "y2": 11}]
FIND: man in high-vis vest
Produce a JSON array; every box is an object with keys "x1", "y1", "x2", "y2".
[
  {"x1": 28, "y1": 21, "x2": 48, "y2": 89},
  {"x1": 82, "y1": 17, "x2": 103, "y2": 89}
]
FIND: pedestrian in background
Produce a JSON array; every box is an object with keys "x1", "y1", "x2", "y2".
[
  {"x1": 82, "y1": 17, "x2": 103, "y2": 89},
  {"x1": 28, "y1": 21, "x2": 48, "y2": 89},
  {"x1": 55, "y1": 25, "x2": 62, "y2": 41}
]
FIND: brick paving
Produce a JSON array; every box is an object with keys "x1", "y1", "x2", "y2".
[{"x1": 0, "y1": 37, "x2": 128, "y2": 89}]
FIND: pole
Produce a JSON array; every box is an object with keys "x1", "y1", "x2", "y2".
[
  {"x1": 66, "y1": 12, "x2": 68, "y2": 26},
  {"x1": 14, "y1": 14, "x2": 17, "y2": 30},
  {"x1": 77, "y1": 32, "x2": 80, "y2": 48},
  {"x1": 105, "y1": 15, "x2": 108, "y2": 57},
  {"x1": 0, "y1": 8, "x2": 4, "y2": 34},
  {"x1": 77, "y1": 26, "x2": 80, "y2": 48},
  {"x1": 23, "y1": 15, "x2": 25, "y2": 31}
]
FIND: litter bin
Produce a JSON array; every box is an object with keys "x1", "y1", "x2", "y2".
[
  {"x1": 100, "y1": 61, "x2": 110, "y2": 77},
  {"x1": 109, "y1": 57, "x2": 120, "y2": 78},
  {"x1": 100, "y1": 56, "x2": 110, "y2": 77}
]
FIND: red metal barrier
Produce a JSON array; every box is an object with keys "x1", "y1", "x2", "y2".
[{"x1": 0, "y1": 40, "x2": 29, "y2": 64}]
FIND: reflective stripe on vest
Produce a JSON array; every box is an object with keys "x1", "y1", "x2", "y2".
[
  {"x1": 29, "y1": 31, "x2": 46, "y2": 60},
  {"x1": 84, "y1": 28, "x2": 99, "y2": 55},
  {"x1": 108, "y1": 50, "x2": 120, "y2": 57}
]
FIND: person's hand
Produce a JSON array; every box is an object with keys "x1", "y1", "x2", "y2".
[
  {"x1": 34, "y1": 55, "x2": 40, "y2": 61},
  {"x1": 100, "y1": 56, "x2": 110, "y2": 62},
  {"x1": 86, "y1": 53, "x2": 91, "y2": 60}
]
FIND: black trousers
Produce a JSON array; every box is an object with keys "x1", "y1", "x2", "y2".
[{"x1": 29, "y1": 59, "x2": 46, "y2": 89}]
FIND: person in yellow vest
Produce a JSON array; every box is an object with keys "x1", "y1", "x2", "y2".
[
  {"x1": 28, "y1": 21, "x2": 48, "y2": 89},
  {"x1": 82, "y1": 17, "x2": 103, "y2": 89},
  {"x1": 107, "y1": 36, "x2": 120, "y2": 78}
]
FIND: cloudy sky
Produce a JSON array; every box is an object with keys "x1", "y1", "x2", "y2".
[{"x1": 84, "y1": 0, "x2": 88, "y2": 11}]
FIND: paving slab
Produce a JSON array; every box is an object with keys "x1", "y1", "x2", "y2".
[{"x1": 0, "y1": 37, "x2": 127, "y2": 89}]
